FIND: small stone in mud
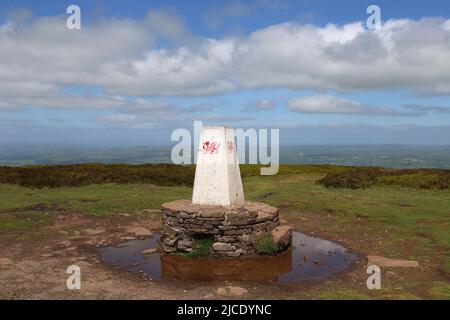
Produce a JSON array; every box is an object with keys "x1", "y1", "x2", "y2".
[
  {"x1": 216, "y1": 286, "x2": 248, "y2": 297},
  {"x1": 120, "y1": 236, "x2": 137, "y2": 241},
  {"x1": 118, "y1": 213, "x2": 130, "y2": 217},
  {"x1": 57, "y1": 240, "x2": 71, "y2": 248},
  {"x1": 83, "y1": 228, "x2": 106, "y2": 235},
  {"x1": 142, "y1": 248, "x2": 158, "y2": 255},
  {"x1": 367, "y1": 255, "x2": 419, "y2": 268},
  {"x1": 0, "y1": 258, "x2": 13, "y2": 266},
  {"x1": 125, "y1": 226, "x2": 153, "y2": 237},
  {"x1": 141, "y1": 209, "x2": 159, "y2": 214}
]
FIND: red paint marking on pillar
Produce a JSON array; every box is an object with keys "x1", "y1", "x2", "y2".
[
  {"x1": 202, "y1": 141, "x2": 220, "y2": 154},
  {"x1": 227, "y1": 141, "x2": 234, "y2": 153}
]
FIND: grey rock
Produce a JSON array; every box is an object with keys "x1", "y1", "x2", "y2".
[{"x1": 212, "y1": 242, "x2": 235, "y2": 251}]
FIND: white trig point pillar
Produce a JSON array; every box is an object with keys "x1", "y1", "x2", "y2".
[{"x1": 192, "y1": 126, "x2": 245, "y2": 207}]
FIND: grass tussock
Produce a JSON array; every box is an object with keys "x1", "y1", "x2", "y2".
[{"x1": 255, "y1": 234, "x2": 278, "y2": 255}]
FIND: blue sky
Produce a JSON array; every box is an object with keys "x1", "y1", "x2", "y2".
[{"x1": 0, "y1": 0, "x2": 450, "y2": 146}]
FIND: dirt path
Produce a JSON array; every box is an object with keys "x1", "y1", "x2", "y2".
[{"x1": 0, "y1": 209, "x2": 441, "y2": 300}]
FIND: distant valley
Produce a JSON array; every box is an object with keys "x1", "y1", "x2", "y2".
[{"x1": 1, "y1": 144, "x2": 450, "y2": 169}]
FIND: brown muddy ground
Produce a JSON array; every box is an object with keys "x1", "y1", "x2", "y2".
[{"x1": 0, "y1": 208, "x2": 438, "y2": 300}]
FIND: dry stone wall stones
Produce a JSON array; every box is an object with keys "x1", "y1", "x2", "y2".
[{"x1": 160, "y1": 199, "x2": 292, "y2": 257}]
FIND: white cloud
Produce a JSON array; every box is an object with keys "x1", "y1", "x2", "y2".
[
  {"x1": 318, "y1": 22, "x2": 365, "y2": 44},
  {"x1": 235, "y1": 18, "x2": 450, "y2": 95},
  {"x1": 0, "y1": 13, "x2": 450, "y2": 111},
  {"x1": 444, "y1": 20, "x2": 450, "y2": 31},
  {"x1": 101, "y1": 39, "x2": 236, "y2": 96},
  {"x1": 287, "y1": 95, "x2": 425, "y2": 116},
  {"x1": 0, "y1": 15, "x2": 154, "y2": 99},
  {"x1": 288, "y1": 95, "x2": 362, "y2": 114}
]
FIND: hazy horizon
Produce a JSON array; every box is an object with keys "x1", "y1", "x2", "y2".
[{"x1": 2, "y1": 144, "x2": 450, "y2": 169}]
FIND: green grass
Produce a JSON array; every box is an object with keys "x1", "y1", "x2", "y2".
[
  {"x1": 244, "y1": 174, "x2": 450, "y2": 253},
  {"x1": 255, "y1": 234, "x2": 278, "y2": 255},
  {"x1": 0, "y1": 183, "x2": 191, "y2": 216},
  {"x1": 0, "y1": 217, "x2": 33, "y2": 230},
  {"x1": 0, "y1": 211, "x2": 53, "y2": 231},
  {"x1": 428, "y1": 281, "x2": 450, "y2": 299},
  {"x1": 178, "y1": 235, "x2": 214, "y2": 258},
  {"x1": 0, "y1": 163, "x2": 449, "y2": 299}
]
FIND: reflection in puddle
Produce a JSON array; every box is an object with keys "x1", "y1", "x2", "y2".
[{"x1": 99, "y1": 232, "x2": 356, "y2": 284}]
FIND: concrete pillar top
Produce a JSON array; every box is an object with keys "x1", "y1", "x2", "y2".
[{"x1": 192, "y1": 126, "x2": 245, "y2": 207}]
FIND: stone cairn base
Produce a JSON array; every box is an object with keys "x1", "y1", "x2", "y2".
[{"x1": 161, "y1": 199, "x2": 293, "y2": 257}]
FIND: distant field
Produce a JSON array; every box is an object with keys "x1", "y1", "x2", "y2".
[{"x1": 1, "y1": 145, "x2": 450, "y2": 169}]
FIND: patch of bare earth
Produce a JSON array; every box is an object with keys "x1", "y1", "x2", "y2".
[
  {"x1": 281, "y1": 208, "x2": 448, "y2": 299},
  {"x1": 0, "y1": 209, "x2": 279, "y2": 300},
  {"x1": 0, "y1": 205, "x2": 445, "y2": 300}
]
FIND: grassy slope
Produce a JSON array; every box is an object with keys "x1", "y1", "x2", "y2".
[
  {"x1": 0, "y1": 164, "x2": 448, "y2": 299},
  {"x1": 244, "y1": 173, "x2": 450, "y2": 299}
]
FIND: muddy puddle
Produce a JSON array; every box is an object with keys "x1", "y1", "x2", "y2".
[{"x1": 99, "y1": 232, "x2": 356, "y2": 284}]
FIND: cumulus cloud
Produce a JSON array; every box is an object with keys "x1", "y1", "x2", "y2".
[
  {"x1": 287, "y1": 95, "x2": 425, "y2": 116},
  {"x1": 0, "y1": 14, "x2": 154, "y2": 99},
  {"x1": 3, "y1": 95, "x2": 125, "y2": 110},
  {"x1": 101, "y1": 39, "x2": 236, "y2": 96},
  {"x1": 1, "y1": 12, "x2": 450, "y2": 111},
  {"x1": 235, "y1": 19, "x2": 450, "y2": 95},
  {"x1": 288, "y1": 95, "x2": 386, "y2": 115},
  {"x1": 88, "y1": 101, "x2": 228, "y2": 128}
]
